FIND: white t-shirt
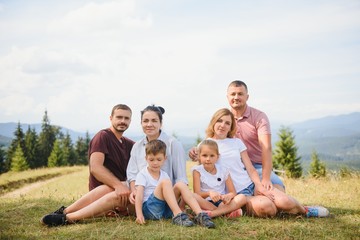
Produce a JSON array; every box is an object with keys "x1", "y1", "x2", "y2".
[
  {"x1": 135, "y1": 167, "x2": 170, "y2": 203},
  {"x1": 210, "y1": 138, "x2": 253, "y2": 193},
  {"x1": 127, "y1": 131, "x2": 188, "y2": 185},
  {"x1": 191, "y1": 163, "x2": 230, "y2": 200}
]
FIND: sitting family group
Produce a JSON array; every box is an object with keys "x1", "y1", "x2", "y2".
[{"x1": 41, "y1": 81, "x2": 329, "y2": 228}]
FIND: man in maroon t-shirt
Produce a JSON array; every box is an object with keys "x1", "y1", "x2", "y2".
[{"x1": 41, "y1": 104, "x2": 136, "y2": 226}]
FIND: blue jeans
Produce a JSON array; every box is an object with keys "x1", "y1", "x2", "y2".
[
  {"x1": 253, "y1": 163, "x2": 285, "y2": 189},
  {"x1": 142, "y1": 193, "x2": 173, "y2": 220},
  {"x1": 237, "y1": 182, "x2": 255, "y2": 196}
]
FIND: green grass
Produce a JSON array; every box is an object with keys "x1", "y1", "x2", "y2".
[{"x1": 0, "y1": 164, "x2": 359, "y2": 239}]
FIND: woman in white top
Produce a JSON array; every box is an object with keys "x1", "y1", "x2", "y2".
[{"x1": 206, "y1": 108, "x2": 329, "y2": 218}]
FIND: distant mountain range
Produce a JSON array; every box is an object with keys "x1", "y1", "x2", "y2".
[{"x1": 1, "y1": 112, "x2": 360, "y2": 166}]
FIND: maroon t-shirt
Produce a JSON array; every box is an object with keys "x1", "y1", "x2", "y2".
[{"x1": 88, "y1": 128, "x2": 134, "y2": 190}]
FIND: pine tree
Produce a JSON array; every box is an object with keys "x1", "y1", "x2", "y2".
[
  {"x1": 61, "y1": 132, "x2": 76, "y2": 166},
  {"x1": 273, "y1": 126, "x2": 302, "y2": 178},
  {"x1": 309, "y1": 150, "x2": 327, "y2": 178},
  {"x1": 74, "y1": 131, "x2": 90, "y2": 165},
  {"x1": 24, "y1": 126, "x2": 39, "y2": 169},
  {"x1": 11, "y1": 144, "x2": 29, "y2": 171},
  {"x1": 0, "y1": 146, "x2": 7, "y2": 174},
  {"x1": 38, "y1": 110, "x2": 59, "y2": 167},
  {"x1": 48, "y1": 139, "x2": 63, "y2": 167},
  {"x1": 7, "y1": 122, "x2": 26, "y2": 166}
]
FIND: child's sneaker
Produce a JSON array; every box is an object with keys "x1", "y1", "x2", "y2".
[
  {"x1": 41, "y1": 213, "x2": 67, "y2": 226},
  {"x1": 226, "y1": 208, "x2": 242, "y2": 218},
  {"x1": 172, "y1": 212, "x2": 195, "y2": 227},
  {"x1": 304, "y1": 206, "x2": 329, "y2": 217},
  {"x1": 194, "y1": 212, "x2": 215, "y2": 228}
]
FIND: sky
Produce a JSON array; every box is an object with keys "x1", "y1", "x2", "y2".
[{"x1": 0, "y1": 0, "x2": 359, "y2": 137}]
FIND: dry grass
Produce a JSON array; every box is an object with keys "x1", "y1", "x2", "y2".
[{"x1": 0, "y1": 163, "x2": 359, "y2": 239}]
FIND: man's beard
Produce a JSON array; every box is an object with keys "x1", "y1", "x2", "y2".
[{"x1": 113, "y1": 124, "x2": 128, "y2": 133}]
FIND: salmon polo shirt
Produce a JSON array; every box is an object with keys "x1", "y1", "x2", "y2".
[{"x1": 235, "y1": 105, "x2": 271, "y2": 165}]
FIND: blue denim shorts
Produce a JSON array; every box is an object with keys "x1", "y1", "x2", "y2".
[
  {"x1": 237, "y1": 182, "x2": 255, "y2": 196},
  {"x1": 142, "y1": 193, "x2": 173, "y2": 220},
  {"x1": 253, "y1": 163, "x2": 285, "y2": 188}
]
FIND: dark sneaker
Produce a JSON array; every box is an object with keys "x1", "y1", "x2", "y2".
[
  {"x1": 52, "y1": 206, "x2": 66, "y2": 215},
  {"x1": 194, "y1": 212, "x2": 215, "y2": 228},
  {"x1": 172, "y1": 212, "x2": 195, "y2": 227},
  {"x1": 41, "y1": 213, "x2": 67, "y2": 226}
]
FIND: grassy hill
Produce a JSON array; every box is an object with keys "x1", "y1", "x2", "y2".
[{"x1": 0, "y1": 165, "x2": 359, "y2": 239}]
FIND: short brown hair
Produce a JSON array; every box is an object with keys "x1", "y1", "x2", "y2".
[
  {"x1": 145, "y1": 139, "x2": 167, "y2": 156},
  {"x1": 228, "y1": 80, "x2": 248, "y2": 92},
  {"x1": 111, "y1": 104, "x2": 132, "y2": 116}
]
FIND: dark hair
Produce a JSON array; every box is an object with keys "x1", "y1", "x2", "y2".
[
  {"x1": 111, "y1": 104, "x2": 132, "y2": 116},
  {"x1": 228, "y1": 80, "x2": 248, "y2": 92},
  {"x1": 145, "y1": 139, "x2": 167, "y2": 156},
  {"x1": 141, "y1": 105, "x2": 165, "y2": 123}
]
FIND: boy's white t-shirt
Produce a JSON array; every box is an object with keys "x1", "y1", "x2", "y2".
[
  {"x1": 135, "y1": 167, "x2": 170, "y2": 203},
  {"x1": 191, "y1": 163, "x2": 230, "y2": 200}
]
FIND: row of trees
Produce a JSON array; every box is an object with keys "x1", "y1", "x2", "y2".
[
  {"x1": 0, "y1": 112, "x2": 327, "y2": 178},
  {"x1": 0, "y1": 111, "x2": 91, "y2": 173},
  {"x1": 273, "y1": 126, "x2": 326, "y2": 178}
]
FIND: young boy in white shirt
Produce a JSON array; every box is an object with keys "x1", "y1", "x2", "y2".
[{"x1": 135, "y1": 139, "x2": 215, "y2": 228}]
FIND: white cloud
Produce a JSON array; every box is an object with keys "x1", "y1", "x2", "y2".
[{"x1": 0, "y1": 0, "x2": 359, "y2": 136}]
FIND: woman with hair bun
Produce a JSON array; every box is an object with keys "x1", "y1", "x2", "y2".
[{"x1": 127, "y1": 105, "x2": 215, "y2": 227}]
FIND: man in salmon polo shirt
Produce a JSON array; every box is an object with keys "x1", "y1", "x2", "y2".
[
  {"x1": 189, "y1": 80, "x2": 285, "y2": 192},
  {"x1": 226, "y1": 80, "x2": 285, "y2": 192}
]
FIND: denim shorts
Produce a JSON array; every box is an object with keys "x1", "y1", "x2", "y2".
[
  {"x1": 237, "y1": 182, "x2": 255, "y2": 196},
  {"x1": 142, "y1": 193, "x2": 173, "y2": 220},
  {"x1": 253, "y1": 163, "x2": 285, "y2": 188},
  {"x1": 209, "y1": 200, "x2": 222, "y2": 207}
]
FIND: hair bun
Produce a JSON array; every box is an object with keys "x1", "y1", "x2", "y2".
[{"x1": 157, "y1": 106, "x2": 165, "y2": 114}]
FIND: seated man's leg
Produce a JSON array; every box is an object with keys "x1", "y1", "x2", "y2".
[
  {"x1": 66, "y1": 182, "x2": 130, "y2": 221},
  {"x1": 65, "y1": 185, "x2": 114, "y2": 214}
]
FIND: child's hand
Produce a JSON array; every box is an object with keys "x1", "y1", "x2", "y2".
[
  {"x1": 209, "y1": 191, "x2": 221, "y2": 202},
  {"x1": 221, "y1": 194, "x2": 233, "y2": 204},
  {"x1": 136, "y1": 216, "x2": 146, "y2": 225}
]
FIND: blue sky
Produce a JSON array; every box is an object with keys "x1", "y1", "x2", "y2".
[{"x1": 0, "y1": 0, "x2": 359, "y2": 137}]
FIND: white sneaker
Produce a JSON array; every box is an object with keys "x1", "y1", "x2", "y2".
[{"x1": 305, "y1": 206, "x2": 330, "y2": 217}]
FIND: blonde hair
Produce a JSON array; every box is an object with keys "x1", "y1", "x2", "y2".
[
  {"x1": 197, "y1": 139, "x2": 220, "y2": 155},
  {"x1": 205, "y1": 108, "x2": 236, "y2": 138}
]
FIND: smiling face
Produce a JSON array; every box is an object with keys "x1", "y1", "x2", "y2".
[
  {"x1": 227, "y1": 85, "x2": 249, "y2": 111},
  {"x1": 141, "y1": 110, "x2": 162, "y2": 141},
  {"x1": 213, "y1": 114, "x2": 232, "y2": 140},
  {"x1": 198, "y1": 144, "x2": 219, "y2": 170}
]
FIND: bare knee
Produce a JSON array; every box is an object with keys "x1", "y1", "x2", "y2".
[
  {"x1": 248, "y1": 197, "x2": 277, "y2": 217},
  {"x1": 159, "y1": 179, "x2": 172, "y2": 187},
  {"x1": 173, "y1": 181, "x2": 187, "y2": 191}
]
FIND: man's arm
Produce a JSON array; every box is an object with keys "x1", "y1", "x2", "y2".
[
  {"x1": 258, "y1": 134, "x2": 273, "y2": 190},
  {"x1": 89, "y1": 152, "x2": 130, "y2": 198}
]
